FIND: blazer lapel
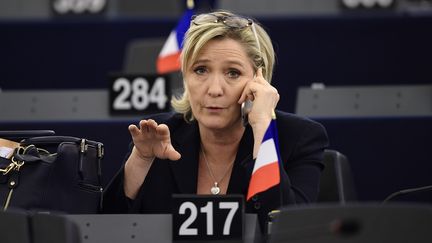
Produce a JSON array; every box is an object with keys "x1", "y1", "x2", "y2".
[{"x1": 169, "y1": 120, "x2": 200, "y2": 194}]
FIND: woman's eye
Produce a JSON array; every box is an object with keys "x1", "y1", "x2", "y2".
[
  {"x1": 227, "y1": 69, "x2": 240, "y2": 79},
  {"x1": 193, "y1": 66, "x2": 207, "y2": 75}
]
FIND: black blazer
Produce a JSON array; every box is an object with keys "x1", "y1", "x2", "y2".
[{"x1": 103, "y1": 110, "x2": 329, "y2": 230}]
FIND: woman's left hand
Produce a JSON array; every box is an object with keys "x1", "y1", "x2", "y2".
[{"x1": 238, "y1": 68, "x2": 280, "y2": 157}]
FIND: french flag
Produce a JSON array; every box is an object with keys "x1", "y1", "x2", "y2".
[
  {"x1": 247, "y1": 119, "x2": 281, "y2": 201},
  {"x1": 156, "y1": 9, "x2": 194, "y2": 74}
]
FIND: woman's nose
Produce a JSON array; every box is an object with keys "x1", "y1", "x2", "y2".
[{"x1": 207, "y1": 75, "x2": 224, "y2": 97}]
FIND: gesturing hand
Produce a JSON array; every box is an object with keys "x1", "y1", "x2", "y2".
[{"x1": 128, "y1": 119, "x2": 181, "y2": 162}]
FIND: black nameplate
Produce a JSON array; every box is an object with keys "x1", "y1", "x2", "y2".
[
  {"x1": 109, "y1": 73, "x2": 171, "y2": 115},
  {"x1": 172, "y1": 194, "x2": 244, "y2": 242}
]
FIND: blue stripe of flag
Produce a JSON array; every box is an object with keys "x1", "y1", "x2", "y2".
[
  {"x1": 262, "y1": 119, "x2": 283, "y2": 167},
  {"x1": 175, "y1": 9, "x2": 194, "y2": 48}
]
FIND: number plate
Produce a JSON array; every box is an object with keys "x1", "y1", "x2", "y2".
[
  {"x1": 172, "y1": 194, "x2": 244, "y2": 242},
  {"x1": 109, "y1": 73, "x2": 171, "y2": 115},
  {"x1": 50, "y1": 0, "x2": 107, "y2": 16}
]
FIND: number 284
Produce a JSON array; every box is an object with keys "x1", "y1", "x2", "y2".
[{"x1": 112, "y1": 77, "x2": 168, "y2": 111}]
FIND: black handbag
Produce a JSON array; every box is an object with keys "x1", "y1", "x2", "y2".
[{"x1": 0, "y1": 136, "x2": 104, "y2": 213}]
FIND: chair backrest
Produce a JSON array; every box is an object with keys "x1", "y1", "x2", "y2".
[
  {"x1": 123, "y1": 38, "x2": 184, "y2": 96},
  {"x1": 0, "y1": 210, "x2": 81, "y2": 243},
  {"x1": 0, "y1": 210, "x2": 31, "y2": 243},
  {"x1": 123, "y1": 38, "x2": 164, "y2": 74},
  {"x1": 318, "y1": 149, "x2": 357, "y2": 203}
]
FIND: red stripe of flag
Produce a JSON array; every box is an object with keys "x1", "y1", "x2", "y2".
[
  {"x1": 247, "y1": 119, "x2": 281, "y2": 201},
  {"x1": 156, "y1": 52, "x2": 181, "y2": 74},
  {"x1": 247, "y1": 162, "x2": 280, "y2": 201}
]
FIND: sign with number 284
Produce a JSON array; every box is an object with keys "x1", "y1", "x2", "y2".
[{"x1": 109, "y1": 74, "x2": 171, "y2": 115}]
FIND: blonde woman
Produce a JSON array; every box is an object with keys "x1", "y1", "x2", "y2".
[{"x1": 104, "y1": 11, "x2": 329, "y2": 230}]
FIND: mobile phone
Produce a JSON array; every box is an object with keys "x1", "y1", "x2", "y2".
[{"x1": 241, "y1": 100, "x2": 253, "y2": 127}]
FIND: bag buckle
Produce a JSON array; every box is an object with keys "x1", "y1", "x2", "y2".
[
  {"x1": 80, "y1": 139, "x2": 88, "y2": 153},
  {"x1": 97, "y1": 143, "x2": 104, "y2": 158},
  {"x1": 11, "y1": 157, "x2": 25, "y2": 171},
  {"x1": 0, "y1": 162, "x2": 15, "y2": 175},
  {"x1": 0, "y1": 158, "x2": 24, "y2": 175}
]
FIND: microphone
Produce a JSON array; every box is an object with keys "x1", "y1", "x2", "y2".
[{"x1": 382, "y1": 185, "x2": 432, "y2": 203}]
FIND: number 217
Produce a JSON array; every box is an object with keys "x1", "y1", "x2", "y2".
[{"x1": 179, "y1": 202, "x2": 239, "y2": 236}]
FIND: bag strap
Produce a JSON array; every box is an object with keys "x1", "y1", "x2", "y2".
[
  {"x1": 13, "y1": 153, "x2": 55, "y2": 164},
  {"x1": 19, "y1": 137, "x2": 104, "y2": 184},
  {"x1": 21, "y1": 136, "x2": 82, "y2": 145},
  {"x1": 0, "y1": 145, "x2": 53, "y2": 175},
  {"x1": 0, "y1": 130, "x2": 55, "y2": 140},
  {"x1": 77, "y1": 139, "x2": 104, "y2": 183},
  {"x1": 22, "y1": 136, "x2": 102, "y2": 148},
  {"x1": 12, "y1": 144, "x2": 54, "y2": 164}
]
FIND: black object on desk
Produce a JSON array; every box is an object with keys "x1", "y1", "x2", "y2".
[
  {"x1": 0, "y1": 210, "x2": 81, "y2": 243},
  {"x1": 268, "y1": 203, "x2": 432, "y2": 243}
]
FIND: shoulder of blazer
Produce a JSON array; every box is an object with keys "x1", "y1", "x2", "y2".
[
  {"x1": 275, "y1": 110, "x2": 326, "y2": 132},
  {"x1": 274, "y1": 110, "x2": 328, "y2": 159}
]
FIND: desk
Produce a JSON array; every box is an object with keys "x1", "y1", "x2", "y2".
[{"x1": 66, "y1": 214, "x2": 262, "y2": 243}]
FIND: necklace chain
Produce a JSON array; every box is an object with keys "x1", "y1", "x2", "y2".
[{"x1": 201, "y1": 146, "x2": 235, "y2": 195}]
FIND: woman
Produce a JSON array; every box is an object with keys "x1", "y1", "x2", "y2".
[{"x1": 103, "y1": 10, "x2": 329, "y2": 231}]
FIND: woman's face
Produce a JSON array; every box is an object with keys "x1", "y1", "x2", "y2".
[{"x1": 184, "y1": 38, "x2": 255, "y2": 131}]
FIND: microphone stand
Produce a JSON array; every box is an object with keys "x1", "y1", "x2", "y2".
[{"x1": 382, "y1": 185, "x2": 432, "y2": 203}]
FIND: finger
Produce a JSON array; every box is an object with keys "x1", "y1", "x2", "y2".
[
  {"x1": 255, "y1": 67, "x2": 263, "y2": 80},
  {"x1": 256, "y1": 67, "x2": 263, "y2": 78},
  {"x1": 155, "y1": 124, "x2": 170, "y2": 138},
  {"x1": 254, "y1": 67, "x2": 267, "y2": 84},
  {"x1": 146, "y1": 119, "x2": 158, "y2": 134},
  {"x1": 238, "y1": 81, "x2": 253, "y2": 104},
  {"x1": 128, "y1": 124, "x2": 142, "y2": 136},
  {"x1": 140, "y1": 120, "x2": 157, "y2": 136},
  {"x1": 128, "y1": 124, "x2": 138, "y2": 132},
  {"x1": 155, "y1": 124, "x2": 181, "y2": 161},
  {"x1": 239, "y1": 90, "x2": 255, "y2": 104},
  {"x1": 166, "y1": 145, "x2": 181, "y2": 161},
  {"x1": 139, "y1": 120, "x2": 149, "y2": 132},
  {"x1": 238, "y1": 90, "x2": 247, "y2": 104}
]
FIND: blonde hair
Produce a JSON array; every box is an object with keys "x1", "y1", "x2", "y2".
[{"x1": 171, "y1": 10, "x2": 275, "y2": 121}]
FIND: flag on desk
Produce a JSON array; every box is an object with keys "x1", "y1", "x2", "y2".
[
  {"x1": 247, "y1": 118, "x2": 281, "y2": 201},
  {"x1": 156, "y1": 9, "x2": 194, "y2": 74}
]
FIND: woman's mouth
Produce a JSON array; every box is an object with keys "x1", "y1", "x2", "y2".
[{"x1": 206, "y1": 106, "x2": 224, "y2": 111}]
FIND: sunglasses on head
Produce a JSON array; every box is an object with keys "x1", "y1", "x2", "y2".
[
  {"x1": 191, "y1": 13, "x2": 253, "y2": 29},
  {"x1": 191, "y1": 13, "x2": 261, "y2": 53}
]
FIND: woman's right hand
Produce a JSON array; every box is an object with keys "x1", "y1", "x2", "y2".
[
  {"x1": 128, "y1": 119, "x2": 181, "y2": 162},
  {"x1": 124, "y1": 119, "x2": 181, "y2": 199}
]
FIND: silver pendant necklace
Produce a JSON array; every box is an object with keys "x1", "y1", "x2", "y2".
[
  {"x1": 210, "y1": 182, "x2": 221, "y2": 195},
  {"x1": 201, "y1": 147, "x2": 234, "y2": 195}
]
